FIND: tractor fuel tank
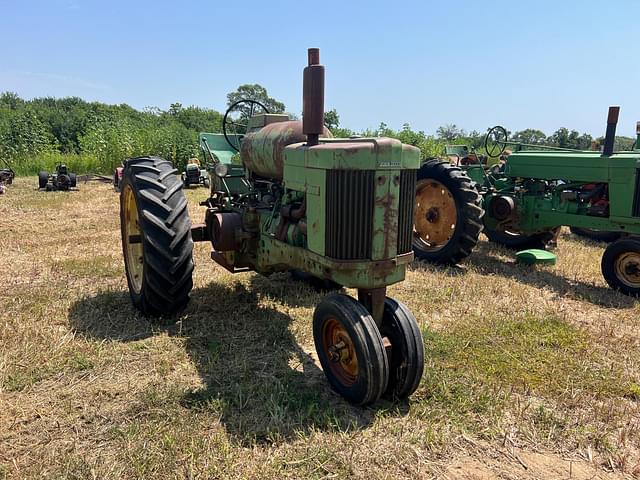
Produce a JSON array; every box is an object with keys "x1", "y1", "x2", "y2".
[{"x1": 240, "y1": 119, "x2": 332, "y2": 180}]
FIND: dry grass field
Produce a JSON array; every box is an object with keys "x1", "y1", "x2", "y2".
[{"x1": 2, "y1": 176, "x2": 640, "y2": 479}]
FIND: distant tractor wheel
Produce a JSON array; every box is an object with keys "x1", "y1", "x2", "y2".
[
  {"x1": 484, "y1": 226, "x2": 560, "y2": 250},
  {"x1": 570, "y1": 227, "x2": 621, "y2": 243},
  {"x1": 120, "y1": 156, "x2": 194, "y2": 317},
  {"x1": 290, "y1": 270, "x2": 342, "y2": 291},
  {"x1": 601, "y1": 237, "x2": 640, "y2": 296},
  {"x1": 413, "y1": 160, "x2": 483, "y2": 264},
  {"x1": 380, "y1": 298, "x2": 424, "y2": 401},
  {"x1": 69, "y1": 173, "x2": 77, "y2": 188},
  {"x1": 313, "y1": 294, "x2": 389, "y2": 406},
  {"x1": 38, "y1": 171, "x2": 48, "y2": 189}
]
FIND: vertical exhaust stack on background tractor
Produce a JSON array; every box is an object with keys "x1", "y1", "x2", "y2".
[{"x1": 119, "y1": 48, "x2": 425, "y2": 406}]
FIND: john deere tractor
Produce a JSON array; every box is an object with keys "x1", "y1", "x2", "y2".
[
  {"x1": 182, "y1": 159, "x2": 210, "y2": 188},
  {"x1": 120, "y1": 49, "x2": 424, "y2": 405},
  {"x1": 413, "y1": 108, "x2": 640, "y2": 296}
]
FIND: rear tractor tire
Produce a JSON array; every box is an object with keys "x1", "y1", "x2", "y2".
[
  {"x1": 601, "y1": 237, "x2": 640, "y2": 296},
  {"x1": 413, "y1": 160, "x2": 483, "y2": 264},
  {"x1": 38, "y1": 171, "x2": 48, "y2": 189},
  {"x1": 120, "y1": 156, "x2": 194, "y2": 317},
  {"x1": 313, "y1": 294, "x2": 389, "y2": 405}
]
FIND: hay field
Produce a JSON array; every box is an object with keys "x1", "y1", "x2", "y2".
[{"x1": 1, "y1": 177, "x2": 640, "y2": 479}]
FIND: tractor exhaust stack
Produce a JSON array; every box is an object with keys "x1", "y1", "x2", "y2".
[
  {"x1": 303, "y1": 48, "x2": 325, "y2": 146},
  {"x1": 602, "y1": 106, "x2": 620, "y2": 157}
]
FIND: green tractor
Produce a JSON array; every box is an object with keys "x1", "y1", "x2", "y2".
[
  {"x1": 413, "y1": 108, "x2": 640, "y2": 296},
  {"x1": 182, "y1": 159, "x2": 210, "y2": 188},
  {"x1": 120, "y1": 49, "x2": 424, "y2": 405}
]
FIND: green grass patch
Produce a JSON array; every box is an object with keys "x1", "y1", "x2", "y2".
[
  {"x1": 417, "y1": 314, "x2": 631, "y2": 443},
  {"x1": 57, "y1": 255, "x2": 121, "y2": 278},
  {"x1": 3, "y1": 368, "x2": 51, "y2": 392}
]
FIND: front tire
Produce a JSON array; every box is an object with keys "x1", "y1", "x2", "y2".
[
  {"x1": 601, "y1": 237, "x2": 640, "y2": 296},
  {"x1": 413, "y1": 160, "x2": 483, "y2": 264},
  {"x1": 313, "y1": 294, "x2": 389, "y2": 406},
  {"x1": 380, "y1": 298, "x2": 424, "y2": 400},
  {"x1": 120, "y1": 156, "x2": 194, "y2": 317}
]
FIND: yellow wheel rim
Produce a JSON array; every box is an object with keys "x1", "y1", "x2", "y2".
[
  {"x1": 322, "y1": 317, "x2": 359, "y2": 386},
  {"x1": 123, "y1": 185, "x2": 144, "y2": 294},
  {"x1": 615, "y1": 252, "x2": 640, "y2": 288},
  {"x1": 413, "y1": 179, "x2": 457, "y2": 251}
]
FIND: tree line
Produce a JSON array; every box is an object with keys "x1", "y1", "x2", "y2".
[{"x1": 0, "y1": 88, "x2": 636, "y2": 175}]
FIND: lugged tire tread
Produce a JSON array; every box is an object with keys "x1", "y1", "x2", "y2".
[
  {"x1": 413, "y1": 160, "x2": 484, "y2": 264},
  {"x1": 120, "y1": 156, "x2": 194, "y2": 318}
]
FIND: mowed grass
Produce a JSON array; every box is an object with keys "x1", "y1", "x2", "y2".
[{"x1": 1, "y1": 176, "x2": 640, "y2": 479}]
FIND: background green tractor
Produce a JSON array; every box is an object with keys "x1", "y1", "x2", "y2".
[
  {"x1": 413, "y1": 107, "x2": 640, "y2": 296},
  {"x1": 182, "y1": 159, "x2": 210, "y2": 188},
  {"x1": 120, "y1": 49, "x2": 424, "y2": 406},
  {"x1": 38, "y1": 163, "x2": 77, "y2": 191}
]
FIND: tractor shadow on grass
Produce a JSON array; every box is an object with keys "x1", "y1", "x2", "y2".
[
  {"x1": 69, "y1": 280, "x2": 406, "y2": 446},
  {"x1": 464, "y1": 241, "x2": 636, "y2": 309}
]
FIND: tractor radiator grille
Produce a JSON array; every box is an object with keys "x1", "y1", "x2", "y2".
[
  {"x1": 397, "y1": 170, "x2": 417, "y2": 254},
  {"x1": 326, "y1": 170, "x2": 375, "y2": 260},
  {"x1": 634, "y1": 170, "x2": 640, "y2": 217}
]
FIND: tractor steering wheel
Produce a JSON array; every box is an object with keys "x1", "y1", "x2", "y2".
[
  {"x1": 222, "y1": 100, "x2": 270, "y2": 152},
  {"x1": 484, "y1": 125, "x2": 508, "y2": 158}
]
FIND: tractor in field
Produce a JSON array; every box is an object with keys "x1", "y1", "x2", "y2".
[
  {"x1": 119, "y1": 49, "x2": 424, "y2": 406},
  {"x1": 182, "y1": 158, "x2": 210, "y2": 188},
  {"x1": 38, "y1": 164, "x2": 77, "y2": 191},
  {"x1": 413, "y1": 107, "x2": 640, "y2": 295}
]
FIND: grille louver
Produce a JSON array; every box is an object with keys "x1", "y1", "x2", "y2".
[
  {"x1": 397, "y1": 170, "x2": 417, "y2": 254},
  {"x1": 326, "y1": 170, "x2": 374, "y2": 260}
]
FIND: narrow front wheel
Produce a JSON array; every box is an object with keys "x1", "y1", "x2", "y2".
[
  {"x1": 313, "y1": 294, "x2": 389, "y2": 405},
  {"x1": 380, "y1": 298, "x2": 424, "y2": 400}
]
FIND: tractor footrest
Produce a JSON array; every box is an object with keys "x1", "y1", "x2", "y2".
[{"x1": 515, "y1": 249, "x2": 557, "y2": 265}]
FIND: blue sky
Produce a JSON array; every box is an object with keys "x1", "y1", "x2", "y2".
[{"x1": 1, "y1": 0, "x2": 639, "y2": 137}]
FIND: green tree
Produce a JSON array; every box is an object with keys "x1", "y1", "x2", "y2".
[
  {"x1": 0, "y1": 92, "x2": 24, "y2": 110},
  {"x1": 324, "y1": 108, "x2": 340, "y2": 130},
  {"x1": 512, "y1": 128, "x2": 547, "y2": 145},
  {"x1": 226, "y1": 84, "x2": 285, "y2": 114},
  {"x1": 436, "y1": 124, "x2": 465, "y2": 142}
]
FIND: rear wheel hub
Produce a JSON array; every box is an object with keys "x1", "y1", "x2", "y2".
[{"x1": 414, "y1": 179, "x2": 457, "y2": 251}]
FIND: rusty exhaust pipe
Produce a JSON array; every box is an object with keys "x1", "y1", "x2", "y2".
[{"x1": 303, "y1": 48, "x2": 324, "y2": 147}]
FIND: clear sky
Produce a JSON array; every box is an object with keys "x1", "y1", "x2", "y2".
[{"x1": 1, "y1": 0, "x2": 639, "y2": 137}]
